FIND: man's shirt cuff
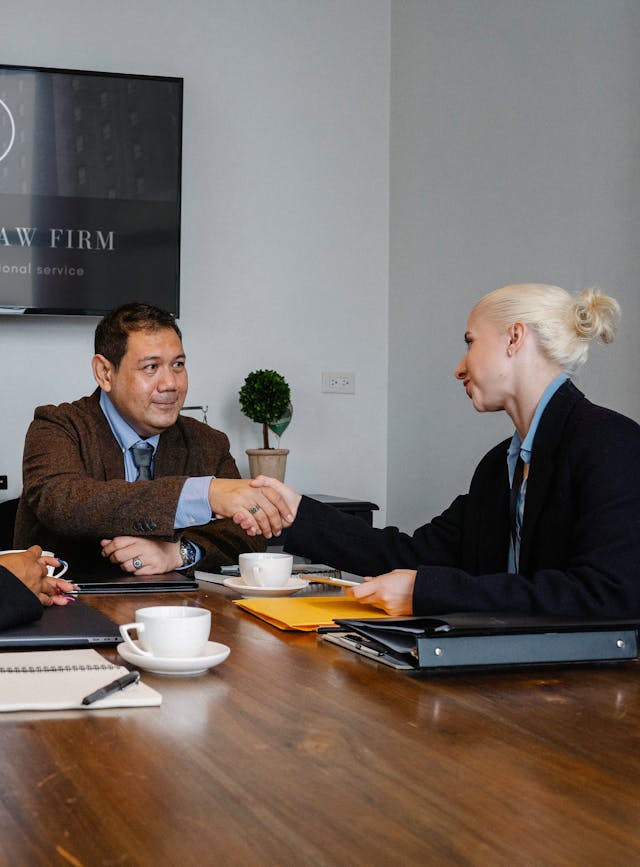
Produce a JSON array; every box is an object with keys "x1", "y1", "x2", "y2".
[{"x1": 175, "y1": 476, "x2": 214, "y2": 529}]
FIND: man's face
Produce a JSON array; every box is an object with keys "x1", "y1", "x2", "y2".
[{"x1": 97, "y1": 327, "x2": 188, "y2": 437}]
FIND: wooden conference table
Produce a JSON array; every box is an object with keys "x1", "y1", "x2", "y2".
[{"x1": 2, "y1": 582, "x2": 640, "y2": 866}]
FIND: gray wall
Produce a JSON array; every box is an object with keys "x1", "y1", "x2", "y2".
[{"x1": 388, "y1": 0, "x2": 640, "y2": 532}]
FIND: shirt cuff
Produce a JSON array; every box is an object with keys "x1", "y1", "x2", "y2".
[{"x1": 175, "y1": 476, "x2": 214, "y2": 529}]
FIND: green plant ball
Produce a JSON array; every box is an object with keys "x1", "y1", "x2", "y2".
[{"x1": 239, "y1": 369, "x2": 291, "y2": 424}]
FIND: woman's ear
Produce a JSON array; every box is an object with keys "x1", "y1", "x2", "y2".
[{"x1": 507, "y1": 321, "x2": 527, "y2": 355}]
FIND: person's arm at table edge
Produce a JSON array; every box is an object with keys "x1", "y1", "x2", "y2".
[{"x1": 0, "y1": 565, "x2": 44, "y2": 629}]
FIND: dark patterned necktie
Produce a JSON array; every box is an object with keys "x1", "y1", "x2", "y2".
[
  {"x1": 510, "y1": 455, "x2": 530, "y2": 571},
  {"x1": 509, "y1": 455, "x2": 525, "y2": 550},
  {"x1": 131, "y1": 442, "x2": 153, "y2": 480}
]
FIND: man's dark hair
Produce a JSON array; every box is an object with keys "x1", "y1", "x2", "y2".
[{"x1": 94, "y1": 302, "x2": 182, "y2": 368}]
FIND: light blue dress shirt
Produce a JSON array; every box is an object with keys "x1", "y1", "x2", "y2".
[
  {"x1": 99, "y1": 391, "x2": 213, "y2": 534},
  {"x1": 507, "y1": 373, "x2": 569, "y2": 572}
]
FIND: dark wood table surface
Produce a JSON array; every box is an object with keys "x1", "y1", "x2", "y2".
[{"x1": 2, "y1": 582, "x2": 640, "y2": 866}]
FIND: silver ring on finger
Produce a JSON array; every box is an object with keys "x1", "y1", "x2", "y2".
[
  {"x1": 132, "y1": 557, "x2": 143, "y2": 570},
  {"x1": 249, "y1": 504, "x2": 261, "y2": 515}
]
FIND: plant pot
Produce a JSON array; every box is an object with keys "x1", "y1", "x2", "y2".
[{"x1": 246, "y1": 449, "x2": 289, "y2": 483}]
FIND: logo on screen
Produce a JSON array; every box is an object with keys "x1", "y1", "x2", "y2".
[{"x1": 0, "y1": 98, "x2": 15, "y2": 164}]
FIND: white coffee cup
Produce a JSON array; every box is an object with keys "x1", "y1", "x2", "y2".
[
  {"x1": 238, "y1": 552, "x2": 293, "y2": 588},
  {"x1": 0, "y1": 549, "x2": 68, "y2": 579},
  {"x1": 119, "y1": 606, "x2": 211, "y2": 659}
]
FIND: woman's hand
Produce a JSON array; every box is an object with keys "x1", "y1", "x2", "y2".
[
  {"x1": 0, "y1": 546, "x2": 77, "y2": 606},
  {"x1": 244, "y1": 476, "x2": 301, "y2": 528},
  {"x1": 345, "y1": 569, "x2": 417, "y2": 616},
  {"x1": 209, "y1": 477, "x2": 297, "y2": 538}
]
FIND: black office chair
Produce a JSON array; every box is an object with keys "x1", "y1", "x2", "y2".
[{"x1": 0, "y1": 497, "x2": 20, "y2": 549}]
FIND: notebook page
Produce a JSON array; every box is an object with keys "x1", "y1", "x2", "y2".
[{"x1": 0, "y1": 648, "x2": 161, "y2": 711}]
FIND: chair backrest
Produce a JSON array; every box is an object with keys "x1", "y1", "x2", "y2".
[{"x1": 0, "y1": 498, "x2": 20, "y2": 550}]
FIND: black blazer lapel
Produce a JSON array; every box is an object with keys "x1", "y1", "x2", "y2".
[{"x1": 519, "y1": 381, "x2": 583, "y2": 569}]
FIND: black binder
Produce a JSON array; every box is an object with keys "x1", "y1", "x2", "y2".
[{"x1": 325, "y1": 613, "x2": 640, "y2": 673}]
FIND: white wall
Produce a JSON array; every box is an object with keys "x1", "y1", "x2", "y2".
[
  {"x1": 388, "y1": 0, "x2": 640, "y2": 532},
  {"x1": 0, "y1": 1, "x2": 391, "y2": 517}
]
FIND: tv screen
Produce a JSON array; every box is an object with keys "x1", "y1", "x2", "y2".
[{"x1": 0, "y1": 64, "x2": 182, "y2": 316}]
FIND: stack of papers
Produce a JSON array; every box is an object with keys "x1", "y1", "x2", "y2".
[
  {"x1": 233, "y1": 594, "x2": 388, "y2": 631},
  {"x1": 198, "y1": 563, "x2": 341, "y2": 587}
]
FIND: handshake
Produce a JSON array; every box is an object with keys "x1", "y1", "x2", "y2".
[
  {"x1": 208, "y1": 475, "x2": 302, "y2": 540},
  {"x1": 101, "y1": 475, "x2": 303, "y2": 577}
]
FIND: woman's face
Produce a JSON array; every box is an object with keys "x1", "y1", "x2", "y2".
[{"x1": 454, "y1": 309, "x2": 512, "y2": 412}]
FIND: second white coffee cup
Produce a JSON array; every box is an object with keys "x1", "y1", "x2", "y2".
[
  {"x1": 119, "y1": 606, "x2": 211, "y2": 659},
  {"x1": 238, "y1": 552, "x2": 293, "y2": 588}
]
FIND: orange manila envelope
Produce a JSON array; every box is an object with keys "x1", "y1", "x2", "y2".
[{"x1": 233, "y1": 595, "x2": 388, "y2": 631}]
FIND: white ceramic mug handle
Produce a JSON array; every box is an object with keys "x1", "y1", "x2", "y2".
[
  {"x1": 51, "y1": 559, "x2": 68, "y2": 579},
  {"x1": 119, "y1": 622, "x2": 152, "y2": 656}
]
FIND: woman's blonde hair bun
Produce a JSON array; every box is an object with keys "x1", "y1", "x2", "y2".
[
  {"x1": 475, "y1": 283, "x2": 621, "y2": 374},
  {"x1": 572, "y1": 288, "x2": 620, "y2": 344}
]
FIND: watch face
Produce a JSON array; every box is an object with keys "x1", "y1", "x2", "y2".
[{"x1": 180, "y1": 540, "x2": 195, "y2": 566}]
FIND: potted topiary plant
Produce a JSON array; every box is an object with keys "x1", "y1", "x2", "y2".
[{"x1": 239, "y1": 369, "x2": 292, "y2": 481}]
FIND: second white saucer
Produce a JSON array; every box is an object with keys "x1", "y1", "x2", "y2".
[
  {"x1": 223, "y1": 576, "x2": 308, "y2": 598},
  {"x1": 117, "y1": 640, "x2": 230, "y2": 676}
]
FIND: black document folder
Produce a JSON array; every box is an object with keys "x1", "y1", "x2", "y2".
[{"x1": 326, "y1": 613, "x2": 640, "y2": 673}]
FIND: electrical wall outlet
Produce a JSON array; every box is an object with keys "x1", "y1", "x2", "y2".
[
  {"x1": 0, "y1": 475, "x2": 7, "y2": 490},
  {"x1": 321, "y1": 372, "x2": 355, "y2": 394}
]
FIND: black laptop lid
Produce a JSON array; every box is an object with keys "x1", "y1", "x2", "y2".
[
  {"x1": 71, "y1": 562, "x2": 198, "y2": 594},
  {"x1": 0, "y1": 602, "x2": 121, "y2": 649}
]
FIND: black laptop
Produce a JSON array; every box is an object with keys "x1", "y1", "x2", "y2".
[
  {"x1": 0, "y1": 601, "x2": 121, "y2": 649},
  {"x1": 70, "y1": 562, "x2": 198, "y2": 595}
]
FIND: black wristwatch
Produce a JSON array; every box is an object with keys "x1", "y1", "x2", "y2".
[{"x1": 179, "y1": 538, "x2": 198, "y2": 568}]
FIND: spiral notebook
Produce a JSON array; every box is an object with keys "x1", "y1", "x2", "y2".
[{"x1": 0, "y1": 648, "x2": 162, "y2": 711}]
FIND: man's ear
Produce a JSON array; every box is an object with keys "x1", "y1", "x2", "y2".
[
  {"x1": 507, "y1": 321, "x2": 527, "y2": 355},
  {"x1": 92, "y1": 354, "x2": 114, "y2": 391}
]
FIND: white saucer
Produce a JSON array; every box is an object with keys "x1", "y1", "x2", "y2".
[
  {"x1": 223, "y1": 576, "x2": 308, "y2": 598},
  {"x1": 117, "y1": 640, "x2": 230, "y2": 676}
]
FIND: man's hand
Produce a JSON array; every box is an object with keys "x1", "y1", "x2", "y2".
[
  {"x1": 0, "y1": 546, "x2": 77, "y2": 606},
  {"x1": 208, "y1": 477, "x2": 295, "y2": 539},
  {"x1": 345, "y1": 569, "x2": 417, "y2": 616},
  {"x1": 101, "y1": 537, "x2": 183, "y2": 574}
]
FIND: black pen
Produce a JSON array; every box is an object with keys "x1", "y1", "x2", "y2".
[{"x1": 81, "y1": 671, "x2": 140, "y2": 706}]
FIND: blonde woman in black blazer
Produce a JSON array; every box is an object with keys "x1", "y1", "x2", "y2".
[{"x1": 249, "y1": 284, "x2": 640, "y2": 618}]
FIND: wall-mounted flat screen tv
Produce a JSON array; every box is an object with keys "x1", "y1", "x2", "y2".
[{"x1": 0, "y1": 64, "x2": 182, "y2": 316}]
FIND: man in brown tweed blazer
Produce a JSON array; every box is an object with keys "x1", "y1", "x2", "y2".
[{"x1": 14, "y1": 303, "x2": 292, "y2": 575}]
